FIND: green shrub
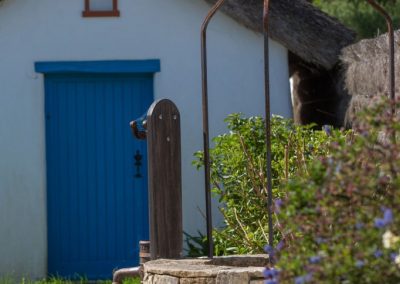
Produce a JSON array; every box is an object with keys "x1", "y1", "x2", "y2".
[
  {"x1": 273, "y1": 98, "x2": 400, "y2": 283},
  {"x1": 313, "y1": 0, "x2": 400, "y2": 39},
  {"x1": 192, "y1": 114, "x2": 342, "y2": 256}
]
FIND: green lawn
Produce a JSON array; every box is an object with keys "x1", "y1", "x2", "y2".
[{"x1": 0, "y1": 277, "x2": 140, "y2": 284}]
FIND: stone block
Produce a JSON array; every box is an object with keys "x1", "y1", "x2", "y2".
[
  {"x1": 210, "y1": 255, "x2": 268, "y2": 267},
  {"x1": 250, "y1": 280, "x2": 265, "y2": 284},
  {"x1": 143, "y1": 256, "x2": 266, "y2": 284},
  {"x1": 151, "y1": 274, "x2": 179, "y2": 284},
  {"x1": 144, "y1": 259, "x2": 225, "y2": 278},
  {"x1": 142, "y1": 273, "x2": 153, "y2": 284},
  {"x1": 245, "y1": 266, "x2": 265, "y2": 278},
  {"x1": 180, "y1": 277, "x2": 216, "y2": 284},
  {"x1": 216, "y1": 269, "x2": 250, "y2": 284}
]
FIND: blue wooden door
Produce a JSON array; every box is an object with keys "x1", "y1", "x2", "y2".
[{"x1": 45, "y1": 74, "x2": 152, "y2": 279}]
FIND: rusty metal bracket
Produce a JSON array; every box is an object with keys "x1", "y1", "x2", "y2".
[{"x1": 366, "y1": 0, "x2": 396, "y2": 115}]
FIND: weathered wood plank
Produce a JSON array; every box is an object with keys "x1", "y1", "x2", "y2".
[{"x1": 146, "y1": 99, "x2": 182, "y2": 260}]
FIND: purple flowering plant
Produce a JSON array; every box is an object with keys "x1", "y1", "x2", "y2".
[{"x1": 274, "y1": 98, "x2": 400, "y2": 283}]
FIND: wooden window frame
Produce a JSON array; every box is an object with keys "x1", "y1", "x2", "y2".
[{"x1": 82, "y1": 0, "x2": 120, "y2": 17}]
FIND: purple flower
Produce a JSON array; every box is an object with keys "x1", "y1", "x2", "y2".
[
  {"x1": 374, "y1": 208, "x2": 393, "y2": 228},
  {"x1": 263, "y1": 268, "x2": 280, "y2": 278},
  {"x1": 355, "y1": 222, "x2": 364, "y2": 230},
  {"x1": 375, "y1": 218, "x2": 386, "y2": 228},
  {"x1": 315, "y1": 237, "x2": 326, "y2": 244},
  {"x1": 390, "y1": 253, "x2": 398, "y2": 261},
  {"x1": 334, "y1": 164, "x2": 342, "y2": 174},
  {"x1": 274, "y1": 198, "x2": 283, "y2": 212},
  {"x1": 264, "y1": 245, "x2": 274, "y2": 256},
  {"x1": 276, "y1": 240, "x2": 285, "y2": 251},
  {"x1": 309, "y1": 256, "x2": 321, "y2": 264},
  {"x1": 294, "y1": 276, "x2": 306, "y2": 284},
  {"x1": 294, "y1": 273, "x2": 312, "y2": 284},
  {"x1": 355, "y1": 260, "x2": 365, "y2": 268},
  {"x1": 263, "y1": 268, "x2": 280, "y2": 284},
  {"x1": 383, "y1": 208, "x2": 393, "y2": 223},
  {"x1": 374, "y1": 250, "x2": 383, "y2": 258},
  {"x1": 322, "y1": 125, "x2": 332, "y2": 136}
]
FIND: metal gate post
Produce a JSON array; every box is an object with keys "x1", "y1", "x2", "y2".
[
  {"x1": 366, "y1": 0, "x2": 396, "y2": 116},
  {"x1": 201, "y1": 0, "x2": 227, "y2": 259},
  {"x1": 201, "y1": 0, "x2": 275, "y2": 259},
  {"x1": 263, "y1": 0, "x2": 274, "y2": 257}
]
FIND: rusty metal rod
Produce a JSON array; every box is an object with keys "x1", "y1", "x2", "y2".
[
  {"x1": 112, "y1": 267, "x2": 140, "y2": 284},
  {"x1": 201, "y1": 0, "x2": 226, "y2": 259},
  {"x1": 366, "y1": 0, "x2": 396, "y2": 116},
  {"x1": 263, "y1": 0, "x2": 274, "y2": 257}
]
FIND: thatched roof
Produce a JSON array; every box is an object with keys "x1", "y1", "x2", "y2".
[
  {"x1": 203, "y1": 0, "x2": 356, "y2": 70},
  {"x1": 341, "y1": 30, "x2": 400, "y2": 124}
]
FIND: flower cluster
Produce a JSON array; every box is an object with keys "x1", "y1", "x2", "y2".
[
  {"x1": 375, "y1": 208, "x2": 393, "y2": 228},
  {"x1": 263, "y1": 267, "x2": 280, "y2": 284},
  {"x1": 262, "y1": 244, "x2": 285, "y2": 284},
  {"x1": 294, "y1": 273, "x2": 312, "y2": 284}
]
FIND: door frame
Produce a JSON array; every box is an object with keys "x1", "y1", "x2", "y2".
[{"x1": 35, "y1": 60, "x2": 160, "y2": 75}]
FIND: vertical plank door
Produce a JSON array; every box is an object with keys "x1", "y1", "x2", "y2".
[{"x1": 45, "y1": 73, "x2": 151, "y2": 279}]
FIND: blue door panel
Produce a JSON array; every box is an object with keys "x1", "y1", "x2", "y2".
[{"x1": 45, "y1": 74, "x2": 152, "y2": 279}]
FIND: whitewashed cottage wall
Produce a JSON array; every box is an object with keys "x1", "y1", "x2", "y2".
[{"x1": 0, "y1": 0, "x2": 291, "y2": 278}]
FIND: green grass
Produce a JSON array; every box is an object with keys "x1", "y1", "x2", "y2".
[{"x1": 0, "y1": 277, "x2": 140, "y2": 284}]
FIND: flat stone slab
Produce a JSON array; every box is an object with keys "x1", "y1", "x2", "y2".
[
  {"x1": 206, "y1": 254, "x2": 269, "y2": 267},
  {"x1": 143, "y1": 255, "x2": 267, "y2": 284}
]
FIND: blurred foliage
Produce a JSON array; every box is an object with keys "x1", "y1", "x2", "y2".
[
  {"x1": 274, "y1": 98, "x2": 400, "y2": 283},
  {"x1": 313, "y1": 0, "x2": 400, "y2": 39}
]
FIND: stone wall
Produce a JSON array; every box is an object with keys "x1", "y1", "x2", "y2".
[{"x1": 143, "y1": 255, "x2": 267, "y2": 284}]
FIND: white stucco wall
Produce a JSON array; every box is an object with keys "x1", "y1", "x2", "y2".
[{"x1": 0, "y1": 0, "x2": 291, "y2": 279}]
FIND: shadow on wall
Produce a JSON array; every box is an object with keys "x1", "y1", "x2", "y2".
[{"x1": 289, "y1": 52, "x2": 351, "y2": 128}]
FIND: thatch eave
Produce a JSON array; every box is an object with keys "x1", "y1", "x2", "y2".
[
  {"x1": 203, "y1": 0, "x2": 356, "y2": 70},
  {"x1": 340, "y1": 30, "x2": 400, "y2": 125},
  {"x1": 341, "y1": 30, "x2": 400, "y2": 64}
]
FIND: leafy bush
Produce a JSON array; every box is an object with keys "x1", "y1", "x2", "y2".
[
  {"x1": 270, "y1": 98, "x2": 400, "y2": 283},
  {"x1": 192, "y1": 114, "x2": 341, "y2": 256}
]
